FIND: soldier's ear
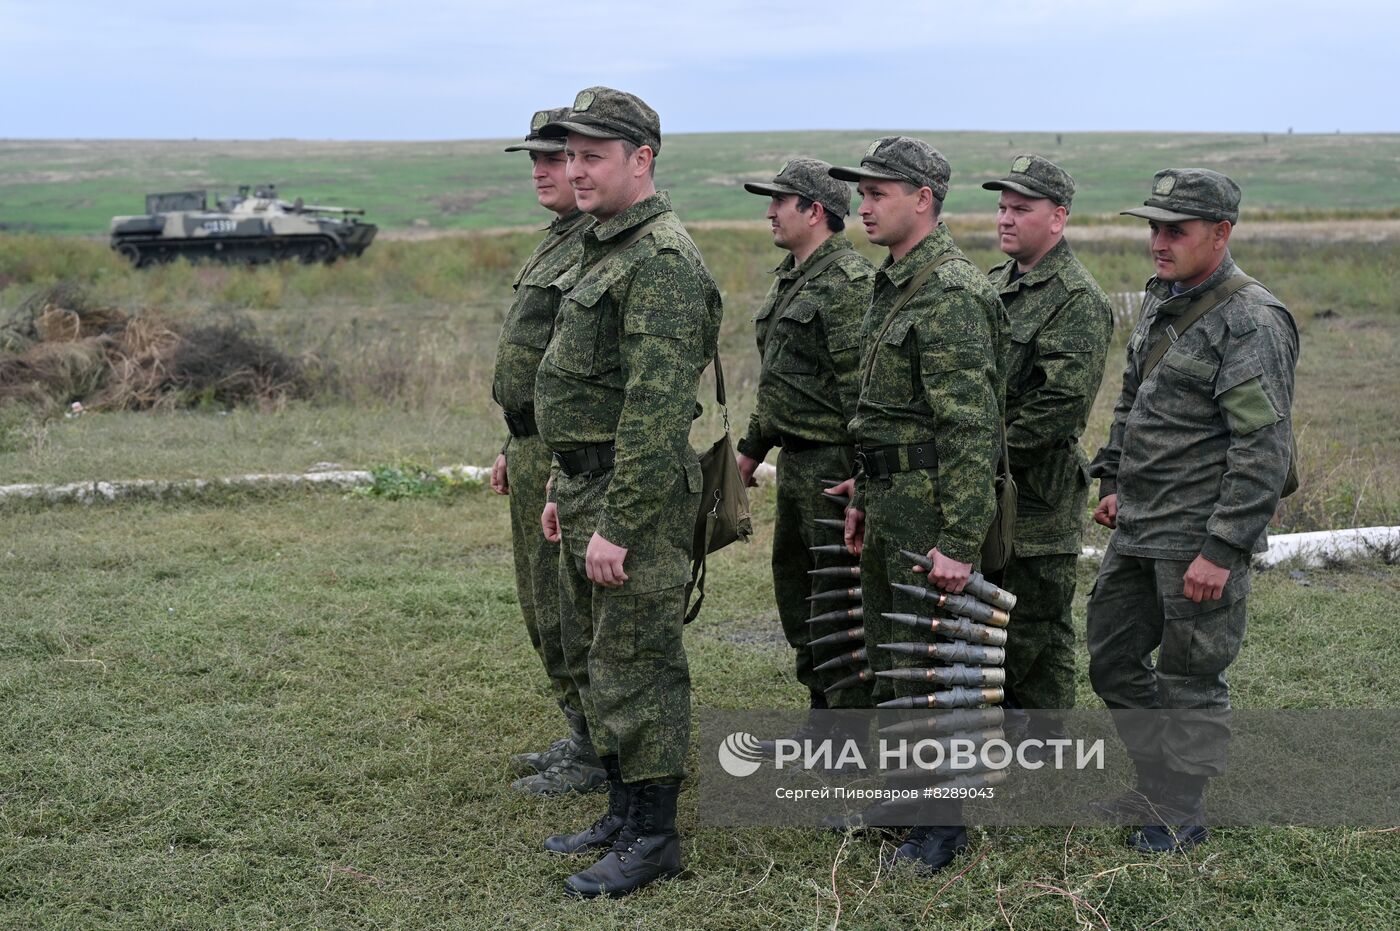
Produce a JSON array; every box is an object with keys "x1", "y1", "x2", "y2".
[
  {"x1": 633, "y1": 144, "x2": 655, "y2": 178},
  {"x1": 1050, "y1": 204, "x2": 1068, "y2": 234},
  {"x1": 809, "y1": 202, "x2": 827, "y2": 229},
  {"x1": 1214, "y1": 220, "x2": 1233, "y2": 246}
]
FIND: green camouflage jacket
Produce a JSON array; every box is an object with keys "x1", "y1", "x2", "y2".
[
  {"x1": 736, "y1": 233, "x2": 873, "y2": 460},
  {"x1": 851, "y1": 224, "x2": 1008, "y2": 564},
  {"x1": 988, "y1": 238, "x2": 1113, "y2": 555},
  {"x1": 491, "y1": 210, "x2": 594, "y2": 422},
  {"x1": 1089, "y1": 254, "x2": 1298, "y2": 565},
  {"x1": 534, "y1": 192, "x2": 723, "y2": 549}
]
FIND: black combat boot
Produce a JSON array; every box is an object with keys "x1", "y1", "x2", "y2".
[
  {"x1": 564, "y1": 780, "x2": 683, "y2": 898},
  {"x1": 543, "y1": 756, "x2": 629, "y2": 855},
  {"x1": 1128, "y1": 772, "x2": 1209, "y2": 853},
  {"x1": 1089, "y1": 757, "x2": 1163, "y2": 822},
  {"x1": 892, "y1": 825, "x2": 969, "y2": 873}
]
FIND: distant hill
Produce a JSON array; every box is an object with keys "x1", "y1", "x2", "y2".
[{"x1": 3, "y1": 131, "x2": 1398, "y2": 235}]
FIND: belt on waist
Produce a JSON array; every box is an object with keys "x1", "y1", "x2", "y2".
[
  {"x1": 777, "y1": 434, "x2": 844, "y2": 453},
  {"x1": 503, "y1": 409, "x2": 538, "y2": 439},
  {"x1": 552, "y1": 442, "x2": 616, "y2": 477},
  {"x1": 855, "y1": 441, "x2": 937, "y2": 480}
]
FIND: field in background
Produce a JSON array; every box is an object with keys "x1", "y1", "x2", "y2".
[{"x1": 4, "y1": 131, "x2": 1400, "y2": 234}]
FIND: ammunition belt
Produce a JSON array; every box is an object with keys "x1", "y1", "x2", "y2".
[
  {"x1": 552, "y1": 442, "x2": 616, "y2": 477},
  {"x1": 503, "y1": 409, "x2": 538, "y2": 439},
  {"x1": 855, "y1": 441, "x2": 937, "y2": 480}
]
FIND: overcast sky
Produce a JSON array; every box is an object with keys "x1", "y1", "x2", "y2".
[{"x1": 3, "y1": 0, "x2": 1395, "y2": 139}]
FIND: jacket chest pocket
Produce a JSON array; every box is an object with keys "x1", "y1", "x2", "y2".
[
  {"x1": 767, "y1": 300, "x2": 821, "y2": 375},
  {"x1": 1006, "y1": 331, "x2": 1038, "y2": 396},
  {"x1": 862, "y1": 315, "x2": 917, "y2": 404},
  {"x1": 1149, "y1": 350, "x2": 1219, "y2": 416},
  {"x1": 550, "y1": 268, "x2": 624, "y2": 376},
  {"x1": 505, "y1": 285, "x2": 558, "y2": 350}
]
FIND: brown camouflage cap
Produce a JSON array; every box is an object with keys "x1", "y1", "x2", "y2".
[
  {"x1": 829, "y1": 136, "x2": 951, "y2": 201},
  {"x1": 743, "y1": 157, "x2": 852, "y2": 218},
  {"x1": 503, "y1": 107, "x2": 570, "y2": 153},
  {"x1": 1121, "y1": 168, "x2": 1241, "y2": 224},
  {"x1": 982, "y1": 154, "x2": 1075, "y2": 208},
  {"x1": 539, "y1": 87, "x2": 662, "y2": 155}
]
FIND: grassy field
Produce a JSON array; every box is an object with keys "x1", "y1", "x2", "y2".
[
  {"x1": 2, "y1": 489, "x2": 1397, "y2": 929},
  {"x1": 4, "y1": 131, "x2": 1400, "y2": 234}
]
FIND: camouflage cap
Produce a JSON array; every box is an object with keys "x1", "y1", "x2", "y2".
[
  {"x1": 743, "y1": 157, "x2": 852, "y2": 218},
  {"x1": 1121, "y1": 168, "x2": 1241, "y2": 224},
  {"x1": 503, "y1": 107, "x2": 570, "y2": 153},
  {"x1": 982, "y1": 154, "x2": 1075, "y2": 208},
  {"x1": 539, "y1": 87, "x2": 661, "y2": 155},
  {"x1": 829, "y1": 136, "x2": 951, "y2": 201}
]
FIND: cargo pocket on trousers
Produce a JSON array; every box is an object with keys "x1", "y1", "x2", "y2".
[{"x1": 1159, "y1": 570, "x2": 1250, "y2": 677}]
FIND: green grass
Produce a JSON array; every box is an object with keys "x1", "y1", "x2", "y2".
[
  {"x1": 4, "y1": 131, "x2": 1400, "y2": 234},
  {"x1": 1, "y1": 491, "x2": 1396, "y2": 928}
]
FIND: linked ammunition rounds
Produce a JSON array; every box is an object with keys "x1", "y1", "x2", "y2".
[
  {"x1": 882, "y1": 612, "x2": 1008, "y2": 647},
  {"x1": 807, "y1": 587, "x2": 861, "y2": 604},
  {"x1": 811, "y1": 517, "x2": 847, "y2": 530},
  {"x1": 824, "y1": 669, "x2": 874, "y2": 693},
  {"x1": 808, "y1": 626, "x2": 864, "y2": 649},
  {"x1": 876, "y1": 687, "x2": 1004, "y2": 710},
  {"x1": 809, "y1": 566, "x2": 861, "y2": 580},
  {"x1": 889, "y1": 583, "x2": 1011, "y2": 627},
  {"x1": 810, "y1": 544, "x2": 856, "y2": 557},
  {"x1": 897, "y1": 549, "x2": 1018, "y2": 611},
  {"x1": 812, "y1": 648, "x2": 867, "y2": 673},
  {"x1": 877, "y1": 706, "x2": 1005, "y2": 738},
  {"x1": 875, "y1": 664, "x2": 1006, "y2": 687},
  {"x1": 877, "y1": 641, "x2": 1007, "y2": 666},
  {"x1": 807, "y1": 607, "x2": 863, "y2": 625}
]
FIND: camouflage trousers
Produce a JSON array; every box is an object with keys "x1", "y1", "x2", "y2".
[
  {"x1": 858, "y1": 469, "x2": 963, "y2": 707},
  {"x1": 555, "y1": 456, "x2": 700, "y2": 783},
  {"x1": 505, "y1": 434, "x2": 579, "y2": 714},
  {"x1": 999, "y1": 552, "x2": 1078, "y2": 714},
  {"x1": 1085, "y1": 540, "x2": 1249, "y2": 777},
  {"x1": 772, "y1": 445, "x2": 864, "y2": 705}
]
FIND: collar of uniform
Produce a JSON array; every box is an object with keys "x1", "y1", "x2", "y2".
[
  {"x1": 879, "y1": 222, "x2": 955, "y2": 286},
  {"x1": 588, "y1": 191, "x2": 673, "y2": 245},
  {"x1": 775, "y1": 232, "x2": 853, "y2": 280},
  {"x1": 549, "y1": 208, "x2": 589, "y2": 236},
  {"x1": 1148, "y1": 251, "x2": 1237, "y2": 314},
  {"x1": 993, "y1": 236, "x2": 1074, "y2": 293}
]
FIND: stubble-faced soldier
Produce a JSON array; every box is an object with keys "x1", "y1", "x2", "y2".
[
  {"x1": 734, "y1": 158, "x2": 874, "y2": 709},
  {"x1": 533, "y1": 87, "x2": 723, "y2": 898},
  {"x1": 981, "y1": 156, "x2": 1112, "y2": 749},
  {"x1": 828, "y1": 138, "x2": 1007, "y2": 872},
  {"x1": 1087, "y1": 169, "x2": 1298, "y2": 853},
  {"x1": 491, "y1": 108, "x2": 604, "y2": 796}
]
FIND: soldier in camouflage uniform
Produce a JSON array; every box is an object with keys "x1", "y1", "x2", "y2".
[
  {"x1": 828, "y1": 138, "x2": 1008, "y2": 872},
  {"x1": 734, "y1": 157, "x2": 874, "y2": 709},
  {"x1": 982, "y1": 156, "x2": 1112, "y2": 743},
  {"x1": 1087, "y1": 169, "x2": 1298, "y2": 853},
  {"x1": 491, "y1": 109, "x2": 603, "y2": 795},
  {"x1": 533, "y1": 88, "x2": 723, "y2": 898}
]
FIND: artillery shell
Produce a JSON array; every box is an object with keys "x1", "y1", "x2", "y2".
[
  {"x1": 876, "y1": 687, "x2": 1005, "y2": 710},
  {"x1": 877, "y1": 641, "x2": 1007, "y2": 666},
  {"x1": 810, "y1": 544, "x2": 856, "y2": 557},
  {"x1": 882, "y1": 613, "x2": 1008, "y2": 647},
  {"x1": 875, "y1": 664, "x2": 1006, "y2": 687},
  {"x1": 808, "y1": 626, "x2": 865, "y2": 649},
  {"x1": 824, "y1": 494, "x2": 851, "y2": 508},
  {"x1": 809, "y1": 566, "x2": 861, "y2": 580},
  {"x1": 824, "y1": 669, "x2": 874, "y2": 694},
  {"x1": 807, "y1": 587, "x2": 862, "y2": 604},
  {"x1": 812, "y1": 648, "x2": 867, "y2": 673},
  {"x1": 807, "y1": 607, "x2": 863, "y2": 625},
  {"x1": 889, "y1": 583, "x2": 1011, "y2": 628},
  {"x1": 897, "y1": 550, "x2": 1018, "y2": 611},
  {"x1": 812, "y1": 517, "x2": 847, "y2": 530},
  {"x1": 877, "y1": 707, "x2": 1005, "y2": 738}
]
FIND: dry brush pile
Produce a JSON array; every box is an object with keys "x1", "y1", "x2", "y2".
[{"x1": 0, "y1": 284, "x2": 310, "y2": 413}]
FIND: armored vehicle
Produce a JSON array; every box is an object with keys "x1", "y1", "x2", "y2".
[{"x1": 109, "y1": 185, "x2": 377, "y2": 266}]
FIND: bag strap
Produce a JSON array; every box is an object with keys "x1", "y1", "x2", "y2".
[
  {"x1": 1140, "y1": 272, "x2": 1258, "y2": 381},
  {"x1": 513, "y1": 214, "x2": 588, "y2": 286},
  {"x1": 760, "y1": 247, "x2": 854, "y2": 346},
  {"x1": 861, "y1": 252, "x2": 968, "y2": 390},
  {"x1": 578, "y1": 217, "x2": 665, "y2": 282}
]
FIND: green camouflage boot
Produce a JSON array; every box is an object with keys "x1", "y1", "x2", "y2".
[{"x1": 512, "y1": 736, "x2": 607, "y2": 795}]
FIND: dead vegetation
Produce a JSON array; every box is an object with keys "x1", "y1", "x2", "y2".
[{"x1": 0, "y1": 284, "x2": 309, "y2": 412}]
